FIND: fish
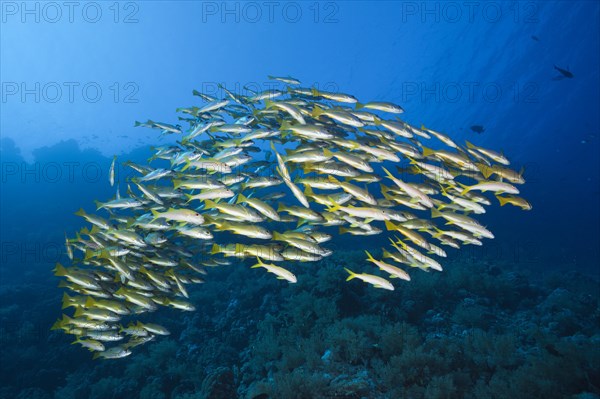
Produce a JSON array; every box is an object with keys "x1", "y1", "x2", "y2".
[
  {"x1": 365, "y1": 251, "x2": 410, "y2": 281},
  {"x1": 251, "y1": 257, "x2": 297, "y2": 283},
  {"x1": 470, "y1": 125, "x2": 485, "y2": 134},
  {"x1": 355, "y1": 101, "x2": 404, "y2": 114},
  {"x1": 496, "y1": 195, "x2": 533, "y2": 210},
  {"x1": 344, "y1": 268, "x2": 394, "y2": 290},
  {"x1": 109, "y1": 156, "x2": 117, "y2": 186},
  {"x1": 55, "y1": 75, "x2": 529, "y2": 360},
  {"x1": 554, "y1": 65, "x2": 574, "y2": 79}
]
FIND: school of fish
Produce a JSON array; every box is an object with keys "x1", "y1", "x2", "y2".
[{"x1": 53, "y1": 76, "x2": 531, "y2": 359}]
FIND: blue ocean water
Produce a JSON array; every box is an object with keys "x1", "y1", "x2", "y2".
[{"x1": 0, "y1": 1, "x2": 598, "y2": 398}]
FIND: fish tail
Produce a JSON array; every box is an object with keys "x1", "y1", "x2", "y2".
[
  {"x1": 304, "y1": 185, "x2": 314, "y2": 198},
  {"x1": 431, "y1": 208, "x2": 443, "y2": 219},
  {"x1": 203, "y1": 199, "x2": 216, "y2": 210},
  {"x1": 432, "y1": 228, "x2": 444, "y2": 239},
  {"x1": 355, "y1": 102, "x2": 364, "y2": 110},
  {"x1": 53, "y1": 263, "x2": 67, "y2": 277},
  {"x1": 85, "y1": 297, "x2": 96, "y2": 308},
  {"x1": 61, "y1": 293, "x2": 72, "y2": 309},
  {"x1": 50, "y1": 318, "x2": 63, "y2": 331},
  {"x1": 381, "y1": 167, "x2": 394, "y2": 179},
  {"x1": 150, "y1": 209, "x2": 161, "y2": 220},
  {"x1": 272, "y1": 231, "x2": 283, "y2": 241},
  {"x1": 312, "y1": 104, "x2": 324, "y2": 118},
  {"x1": 344, "y1": 268, "x2": 357, "y2": 281},
  {"x1": 476, "y1": 163, "x2": 493, "y2": 179},
  {"x1": 279, "y1": 120, "x2": 291, "y2": 131},
  {"x1": 384, "y1": 220, "x2": 397, "y2": 231},
  {"x1": 181, "y1": 160, "x2": 192, "y2": 172},
  {"x1": 325, "y1": 197, "x2": 341, "y2": 212},
  {"x1": 236, "y1": 193, "x2": 247, "y2": 204},
  {"x1": 421, "y1": 145, "x2": 435, "y2": 157},
  {"x1": 496, "y1": 195, "x2": 509, "y2": 206}
]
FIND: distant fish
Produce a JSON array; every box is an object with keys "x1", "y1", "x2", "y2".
[
  {"x1": 109, "y1": 156, "x2": 116, "y2": 186},
  {"x1": 470, "y1": 125, "x2": 485, "y2": 134},
  {"x1": 553, "y1": 65, "x2": 574, "y2": 79},
  {"x1": 531, "y1": 35, "x2": 540, "y2": 42}
]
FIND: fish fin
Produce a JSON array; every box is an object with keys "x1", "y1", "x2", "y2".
[
  {"x1": 73, "y1": 307, "x2": 84, "y2": 318},
  {"x1": 236, "y1": 193, "x2": 247, "y2": 204},
  {"x1": 381, "y1": 167, "x2": 394, "y2": 179},
  {"x1": 50, "y1": 318, "x2": 64, "y2": 331},
  {"x1": 210, "y1": 244, "x2": 220, "y2": 255},
  {"x1": 203, "y1": 199, "x2": 216, "y2": 210},
  {"x1": 477, "y1": 163, "x2": 493, "y2": 179},
  {"x1": 355, "y1": 102, "x2": 364, "y2": 110},
  {"x1": 496, "y1": 195, "x2": 509, "y2": 206},
  {"x1": 431, "y1": 208, "x2": 443, "y2": 219},
  {"x1": 61, "y1": 293, "x2": 72, "y2": 309},
  {"x1": 384, "y1": 220, "x2": 397, "y2": 231},
  {"x1": 344, "y1": 268, "x2": 357, "y2": 281},
  {"x1": 325, "y1": 197, "x2": 341, "y2": 212},
  {"x1": 327, "y1": 175, "x2": 339, "y2": 184},
  {"x1": 312, "y1": 105, "x2": 325, "y2": 118},
  {"x1": 53, "y1": 263, "x2": 67, "y2": 277},
  {"x1": 85, "y1": 297, "x2": 96, "y2": 308},
  {"x1": 180, "y1": 160, "x2": 192, "y2": 172},
  {"x1": 365, "y1": 250, "x2": 375, "y2": 261},
  {"x1": 465, "y1": 141, "x2": 476, "y2": 149},
  {"x1": 304, "y1": 185, "x2": 314, "y2": 198},
  {"x1": 272, "y1": 231, "x2": 283, "y2": 241},
  {"x1": 421, "y1": 145, "x2": 435, "y2": 157},
  {"x1": 279, "y1": 120, "x2": 291, "y2": 132}
]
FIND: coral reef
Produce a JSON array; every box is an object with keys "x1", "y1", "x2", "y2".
[{"x1": 0, "y1": 251, "x2": 598, "y2": 398}]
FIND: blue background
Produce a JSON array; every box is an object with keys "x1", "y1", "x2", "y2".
[{"x1": 2, "y1": 0, "x2": 598, "y2": 273}]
